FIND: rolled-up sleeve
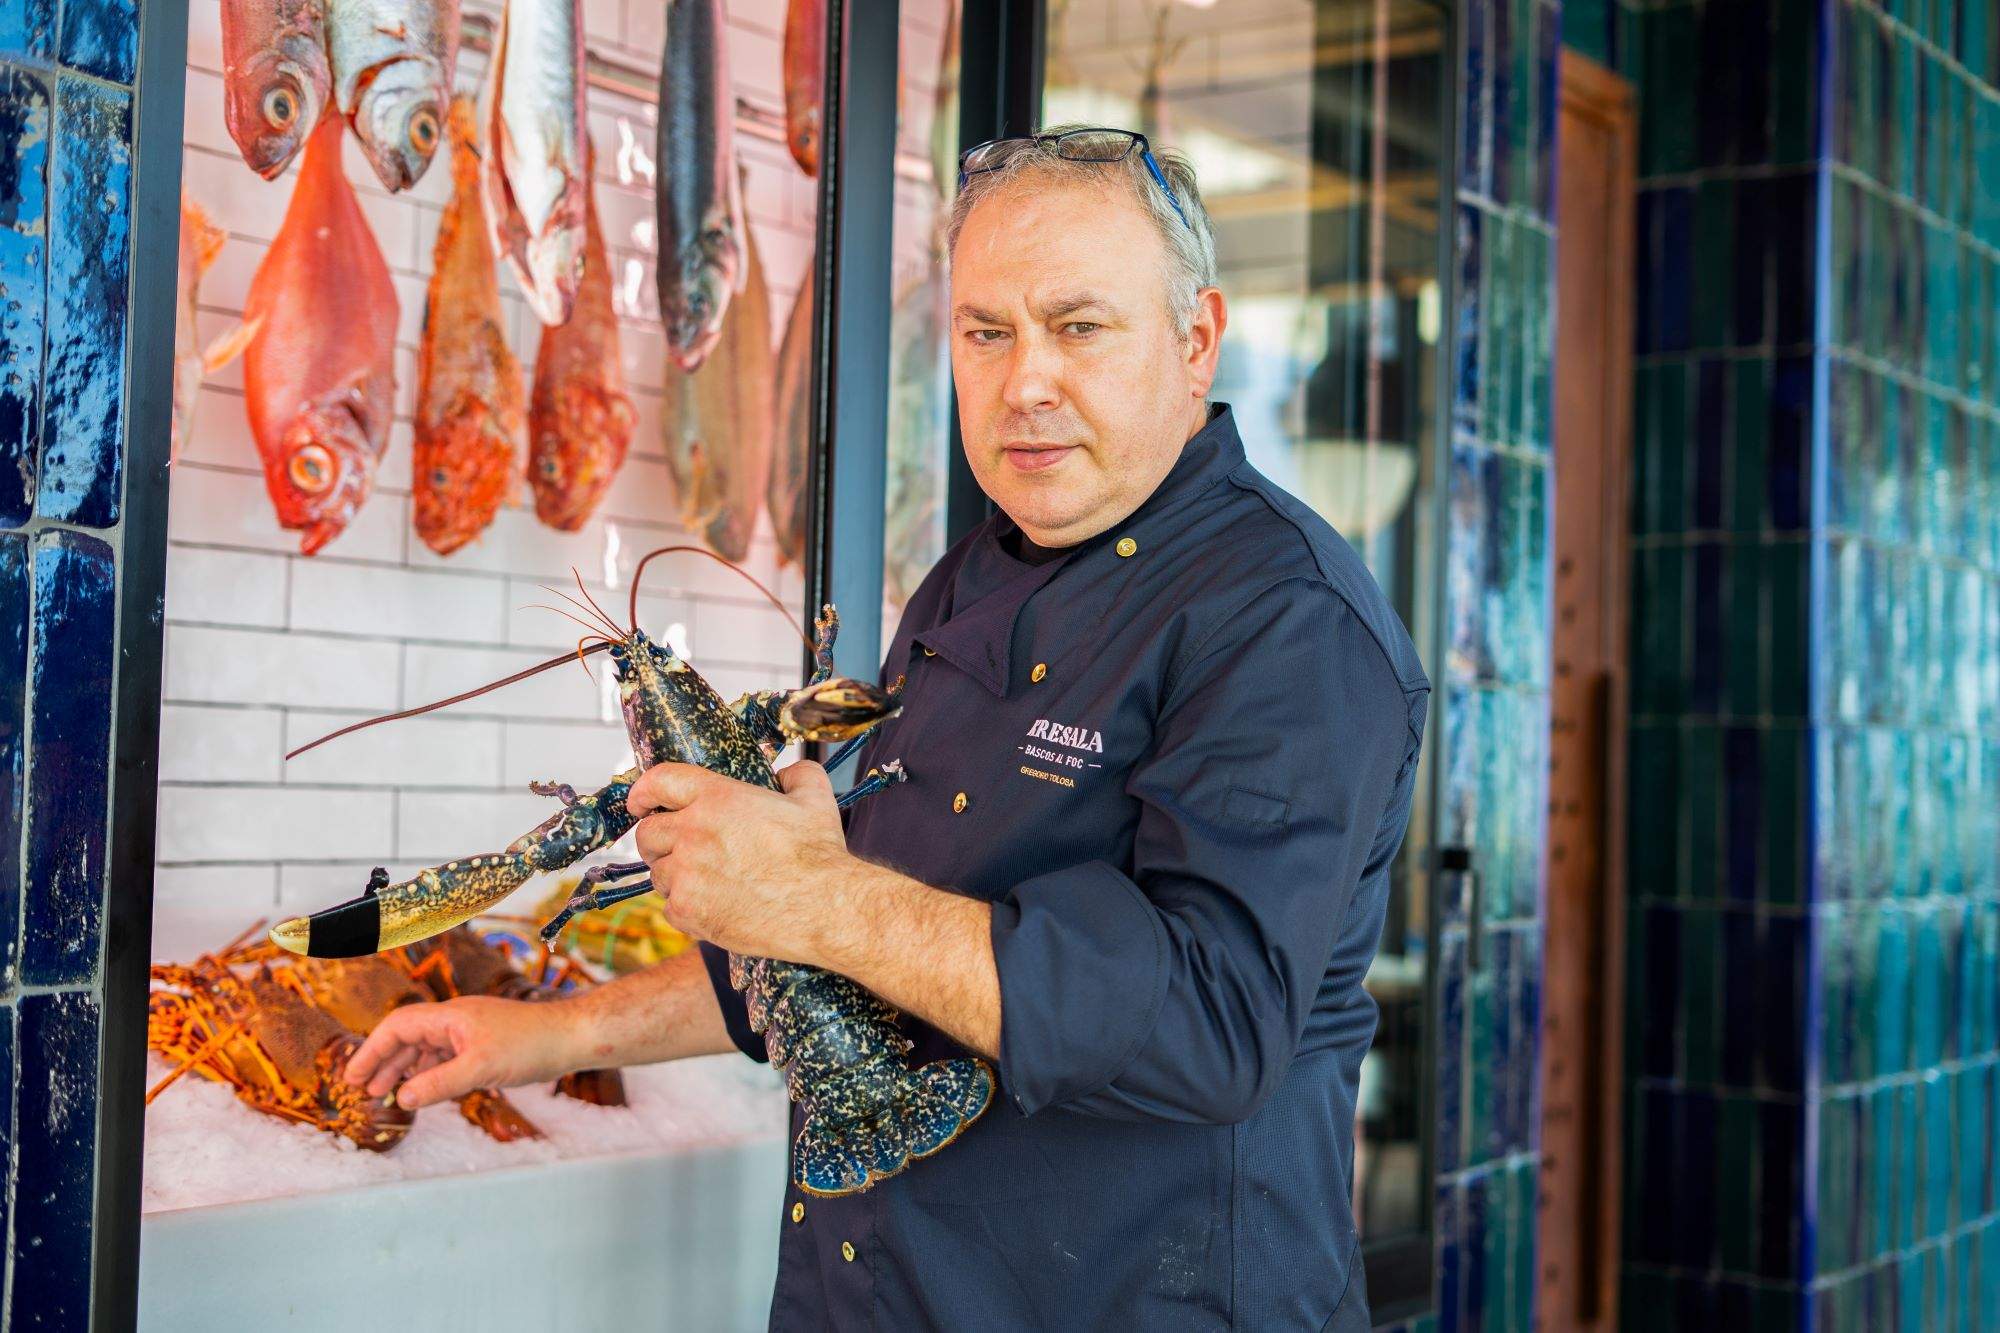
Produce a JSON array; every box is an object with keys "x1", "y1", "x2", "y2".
[
  {"x1": 989, "y1": 578, "x2": 1422, "y2": 1123},
  {"x1": 698, "y1": 942, "x2": 767, "y2": 1062}
]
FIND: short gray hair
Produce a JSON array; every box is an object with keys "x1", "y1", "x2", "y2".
[{"x1": 945, "y1": 125, "x2": 1220, "y2": 337}]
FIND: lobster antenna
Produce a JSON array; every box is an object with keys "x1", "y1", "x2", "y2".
[
  {"x1": 285, "y1": 640, "x2": 614, "y2": 760},
  {"x1": 572, "y1": 569, "x2": 624, "y2": 638},
  {"x1": 533, "y1": 580, "x2": 623, "y2": 640},
  {"x1": 628, "y1": 544, "x2": 810, "y2": 651}
]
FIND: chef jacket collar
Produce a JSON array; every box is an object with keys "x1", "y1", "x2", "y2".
[{"x1": 914, "y1": 403, "x2": 1247, "y2": 697}]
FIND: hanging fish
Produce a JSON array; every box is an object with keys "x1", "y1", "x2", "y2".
[
  {"x1": 768, "y1": 276, "x2": 813, "y2": 566},
  {"x1": 240, "y1": 117, "x2": 399, "y2": 555},
  {"x1": 414, "y1": 96, "x2": 523, "y2": 556},
  {"x1": 481, "y1": 0, "x2": 588, "y2": 326},
  {"x1": 172, "y1": 197, "x2": 227, "y2": 464},
  {"x1": 528, "y1": 178, "x2": 635, "y2": 531},
  {"x1": 781, "y1": 0, "x2": 824, "y2": 177},
  {"x1": 656, "y1": 0, "x2": 746, "y2": 373},
  {"x1": 662, "y1": 214, "x2": 772, "y2": 562},
  {"x1": 221, "y1": 0, "x2": 331, "y2": 179},
  {"x1": 326, "y1": 0, "x2": 458, "y2": 192}
]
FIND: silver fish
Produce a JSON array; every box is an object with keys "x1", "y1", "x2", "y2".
[
  {"x1": 481, "y1": 0, "x2": 588, "y2": 326},
  {"x1": 656, "y1": 0, "x2": 745, "y2": 373},
  {"x1": 327, "y1": 0, "x2": 458, "y2": 192}
]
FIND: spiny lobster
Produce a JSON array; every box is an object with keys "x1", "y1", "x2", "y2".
[{"x1": 270, "y1": 546, "x2": 994, "y2": 1195}]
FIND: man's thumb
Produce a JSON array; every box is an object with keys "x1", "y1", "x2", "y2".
[
  {"x1": 397, "y1": 1064, "x2": 460, "y2": 1111},
  {"x1": 779, "y1": 760, "x2": 833, "y2": 799}
]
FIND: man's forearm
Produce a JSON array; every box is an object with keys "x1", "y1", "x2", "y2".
[
  {"x1": 807, "y1": 860, "x2": 1002, "y2": 1061},
  {"x1": 557, "y1": 947, "x2": 741, "y2": 1069}
]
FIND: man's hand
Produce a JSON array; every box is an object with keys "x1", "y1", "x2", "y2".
[
  {"x1": 626, "y1": 760, "x2": 853, "y2": 963},
  {"x1": 342, "y1": 996, "x2": 577, "y2": 1110},
  {"x1": 626, "y1": 759, "x2": 1004, "y2": 1059}
]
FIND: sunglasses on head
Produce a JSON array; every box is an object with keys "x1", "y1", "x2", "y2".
[{"x1": 957, "y1": 128, "x2": 1196, "y2": 232}]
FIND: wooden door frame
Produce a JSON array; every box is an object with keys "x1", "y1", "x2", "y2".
[{"x1": 1543, "y1": 48, "x2": 1636, "y2": 1332}]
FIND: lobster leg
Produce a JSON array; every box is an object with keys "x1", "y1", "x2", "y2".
[
  {"x1": 835, "y1": 759, "x2": 909, "y2": 810},
  {"x1": 539, "y1": 863, "x2": 654, "y2": 942}
]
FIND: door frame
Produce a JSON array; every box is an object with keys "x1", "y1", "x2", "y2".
[{"x1": 1540, "y1": 47, "x2": 1637, "y2": 1332}]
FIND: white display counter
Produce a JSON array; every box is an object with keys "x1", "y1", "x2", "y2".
[{"x1": 138, "y1": 1056, "x2": 789, "y2": 1330}]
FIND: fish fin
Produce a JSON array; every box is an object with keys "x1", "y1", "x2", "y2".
[
  {"x1": 201, "y1": 315, "x2": 263, "y2": 373},
  {"x1": 184, "y1": 198, "x2": 226, "y2": 271}
]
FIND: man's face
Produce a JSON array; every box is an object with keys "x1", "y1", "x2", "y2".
[{"x1": 949, "y1": 175, "x2": 1225, "y2": 546}]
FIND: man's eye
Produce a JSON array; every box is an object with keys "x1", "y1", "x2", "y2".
[
  {"x1": 1064, "y1": 322, "x2": 1101, "y2": 336},
  {"x1": 967, "y1": 329, "x2": 1008, "y2": 344}
]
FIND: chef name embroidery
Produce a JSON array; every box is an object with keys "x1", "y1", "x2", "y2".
[{"x1": 1019, "y1": 718, "x2": 1105, "y2": 774}]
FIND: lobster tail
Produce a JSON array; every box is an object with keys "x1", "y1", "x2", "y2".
[{"x1": 794, "y1": 1056, "x2": 995, "y2": 1197}]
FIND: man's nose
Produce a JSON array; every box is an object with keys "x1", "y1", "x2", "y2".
[{"x1": 1000, "y1": 333, "x2": 1063, "y2": 414}]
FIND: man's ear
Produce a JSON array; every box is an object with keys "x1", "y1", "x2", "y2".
[{"x1": 1185, "y1": 287, "x2": 1227, "y2": 397}]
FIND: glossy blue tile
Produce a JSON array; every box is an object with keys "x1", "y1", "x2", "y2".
[
  {"x1": 1436, "y1": 1179, "x2": 1465, "y2": 1333},
  {"x1": 1656, "y1": 186, "x2": 1694, "y2": 353},
  {"x1": 1639, "y1": 905, "x2": 1681, "y2": 1080},
  {"x1": 1455, "y1": 207, "x2": 1483, "y2": 435},
  {"x1": 1732, "y1": 178, "x2": 1770, "y2": 346},
  {"x1": 23, "y1": 529, "x2": 113, "y2": 986},
  {"x1": 36, "y1": 74, "x2": 129, "y2": 529},
  {"x1": 0, "y1": 0, "x2": 57, "y2": 63},
  {"x1": 57, "y1": 0, "x2": 137, "y2": 84},
  {"x1": 1759, "y1": 1099, "x2": 1805, "y2": 1281},
  {"x1": 1437, "y1": 927, "x2": 1467, "y2": 1175},
  {"x1": 1694, "y1": 360, "x2": 1726, "y2": 529},
  {"x1": 0, "y1": 535, "x2": 25, "y2": 991},
  {"x1": 1462, "y1": 1167, "x2": 1491, "y2": 1333},
  {"x1": 1461, "y1": 0, "x2": 1488, "y2": 202},
  {"x1": 1769, "y1": 356, "x2": 1811, "y2": 530},
  {"x1": 1488, "y1": 0, "x2": 1512, "y2": 211},
  {"x1": 11, "y1": 990, "x2": 97, "y2": 1330},
  {"x1": 0, "y1": 66, "x2": 49, "y2": 529}
]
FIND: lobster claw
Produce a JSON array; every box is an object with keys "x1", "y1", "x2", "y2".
[{"x1": 777, "y1": 678, "x2": 900, "y2": 743}]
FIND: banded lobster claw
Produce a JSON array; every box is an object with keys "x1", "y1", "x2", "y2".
[{"x1": 777, "y1": 677, "x2": 900, "y2": 743}]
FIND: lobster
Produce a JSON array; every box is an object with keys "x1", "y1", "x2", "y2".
[
  {"x1": 270, "y1": 546, "x2": 995, "y2": 1195},
  {"x1": 147, "y1": 943, "x2": 414, "y2": 1153},
  {"x1": 399, "y1": 925, "x2": 628, "y2": 1108},
  {"x1": 243, "y1": 948, "x2": 546, "y2": 1142}
]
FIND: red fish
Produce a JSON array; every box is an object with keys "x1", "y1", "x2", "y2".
[
  {"x1": 241, "y1": 116, "x2": 398, "y2": 555},
  {"x1": 527, "y1": 180, "x2": 635, "y2": 531},
  {"x1": 782, "y1": 0, "x2": 824, "y2": 177},
  {"x1": 414, "y1": 96, "x2": 523, "y2": 555},
  {"x1": 220, "y1": 0, "x2": 330, "y2": 179}
]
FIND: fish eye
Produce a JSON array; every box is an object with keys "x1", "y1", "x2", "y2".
[
  {"x1": 702, "y1": 226, "x2": 728, "y2": 247},
  {"x1": 539, "y1": 457, "x2": 561, "y2": 478},
  {"x1": 409, "y1": 108, "x2": 439, "y2": 154},
  {"x1": 263, "y1": 86, "x2": 297, "y2": 130},
  {"x1": 429, "y1": 468, "x2": 448, "y2": 487},
  {"x1": 288, "y1": 445, "x2": 334, "y2": 494}
]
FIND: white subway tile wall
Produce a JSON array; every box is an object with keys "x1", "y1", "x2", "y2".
[{"x1": 158, "y1": 0, "x2": 956, "y2": 957}]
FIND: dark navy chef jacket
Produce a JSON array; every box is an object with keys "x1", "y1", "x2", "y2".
[{"x1": 700, "y1": 404, "x2": 1430, "y2": 1331}]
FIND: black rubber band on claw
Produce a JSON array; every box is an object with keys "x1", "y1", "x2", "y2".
[{"x1": 306, "y1": 894, "x2": 383, "y2": 958}]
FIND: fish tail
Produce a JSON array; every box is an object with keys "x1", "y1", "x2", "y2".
[{"x1": 793, "y1": 1056, "x2": 994, "y2": 1197}]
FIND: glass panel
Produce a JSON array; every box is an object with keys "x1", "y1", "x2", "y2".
[
  {"x1": 147, "y1": 0, "x2": 826, "y2": 1213},
  {"x1": 882, "y1": 0, "x2": 962, "y2": 638},
  {"x1": 1044, "y1": 0, "x2": 1448, "y2": 1254}
]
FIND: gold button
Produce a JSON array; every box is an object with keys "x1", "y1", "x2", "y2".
[
  {"x1": 841, "y1": 1241, "x2": 857, "y2": 1262},
  {"x1": 1115, "y1": 537, "x2": 1138, "y2": 558},
  {"x1": 791, "y1": 1202, "x2": 805, "y2": 1223},
  {"x1": 922, "y1": 645, "x2": 936, "y2": 657},
  {"x1": 952, "y1": 792, "x2": 968, "y2": 813},
  {"x1": 1031, "y1": 662, "x2": 1047, "y2": 683}
]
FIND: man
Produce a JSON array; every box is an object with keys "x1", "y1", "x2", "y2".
[{"x1": 345, "y1": 126, "x2": 1429, "y2": 1330}]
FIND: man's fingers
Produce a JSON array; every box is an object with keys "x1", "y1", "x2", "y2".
[
  {"x1": 777, "y1": 760, "x2": 833, "y2": 800},
  {"x1": 626, "y1": 761, "x2": 725, "y2": 818},
  {"x1": 366, "y1": 1043, "x2": 429, "y2": 1098},
  {"x1": 633, "y1": 811, "x2": 678, "y2": 864},
  {"x1": 396, "y1": 1062, "x2": 468, "y2": 1111}
]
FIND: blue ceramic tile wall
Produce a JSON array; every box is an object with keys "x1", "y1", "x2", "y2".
[
  {"x1": 1432, "y1": 0, "x2": 1559, "y2": 1328},
  {"x1": 1620, "y1": 0, "x2": 2000, "y2": 1325},
  {"x1": 0, "y1": 2, "x2": 143, "y2": 1323}
]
